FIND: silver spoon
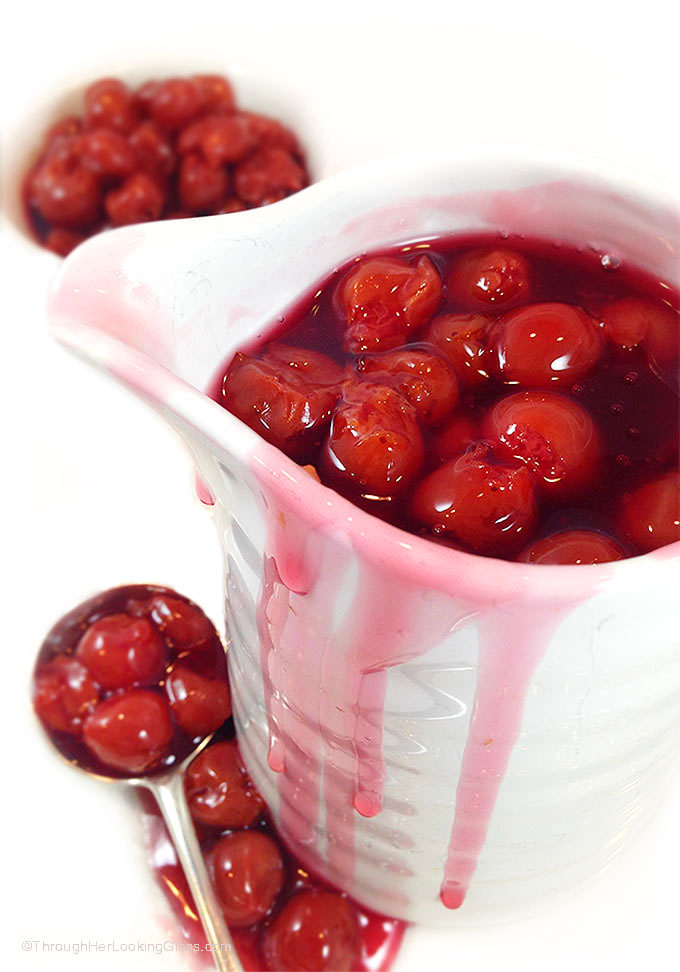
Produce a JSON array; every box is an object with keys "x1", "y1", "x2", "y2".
[{"x1": 40, "y1": 730, "x2": 243, "y2": 972}]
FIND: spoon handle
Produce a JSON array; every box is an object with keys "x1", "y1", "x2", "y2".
[{"x1": 146, "y1": 771, "x2": 242, "y2": 972}]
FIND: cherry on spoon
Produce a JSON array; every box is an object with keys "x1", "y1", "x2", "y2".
[{"x1": 32, "y1": 585, "x2": 243, "y2": 972}]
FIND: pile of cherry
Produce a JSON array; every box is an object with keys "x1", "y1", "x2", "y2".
[
  {"x1": 33, "y1": 585, "x2": 401, "y2": 972},
  {"x1": 23, "y1": 73, "x2": 309, "y2": 255},
  {"x1": 219, "y1": 241, "x2": 680, "y2": 563}
]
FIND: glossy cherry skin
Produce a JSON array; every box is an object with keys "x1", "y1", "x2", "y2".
[
  {"x1": 411, "y1": 444, "x2": 539, "y2": 556},
  {"x1": 322, "y1": 382, "x2": 424, "y2": 498},
  {"x1": 178, "y1": 114, "x2": 258, "y2": 166},
  {"x1": 619, "y1": 471, "x2": 680, "y2": 552},
  {"x1": 483, "y1": 391, "x2": 601, "y2": 499},
  {"x1": 82, "y1": 689, "x2": 173, "y2": 774},
  {"x1": 447, "y1": 247, "x2": 531, "y2": 309},
  {"x1": 31, "y1": 149, "x2": 101, "y2": 229},
  {"x1": 184, "y1": 740, "x2": 264, "y2": 828},
  {"x1": 44, "y1": 228, "x2": 86, "y2": 256},
  {"x1": 434, "y1": 413, "x2": 481, "y2": 461},
  {"x1": 234, "y1": 147, "x2": 306, "y2": 206},
  {"x1": 165, "y1": 665, "x2": 231, "y2": 737},
  {"x1": 76, "y1": 614, "x2": 166, "y2": 690},
  {"x1": 489, "y1": 302, "x2": 603, "y2": 387},
  {"x1": 128, "y1": 121, "x2": 175, "y2": 176},
  {"x1": 222, "y1": 346, "x2": 342, "y2": 462},
  {"x1": 150, "y1": 77, "x2": 202, "y2": 130},
  {"x1": 33, "y1": 657, "x2": 100, "y2": 735},
  {"x1": 178, "y1": 152, "x2": 229, "y2": 213},
  {"x1": 79, "y1": 129, "x2": 137, "y2": 181},
  {"x1": 193, "y1": 74, "x2": 236, "y2": 114},
  {"x1": 355, "y1": 347, "x2": 459, "y2": 427},
  {"x1": 426, "y1": 312, "x2": 492, "y2": 387},
  {"x1": 518, "y1": 529, "x2": 627, "y2": 564},
  {"x1": 145, "y1": 594, "x2": 216, "y2": 650},
  {"x1": 84, "y1": 78, "x2": 137, "y2": 133},
  {"x1": 338, "y1": 255, "x2": 442, "y2": 353},
  {"x1": 211, "y1": 831, "x2": 285, "y2": 927},
  {"x1": 239, "y1": 112, "x2": 301, "y2": 154},
  {"x1": 262, "y1": 890, "x2": 361, "y2": 972},
  {"x1": 105, "y1": 172, "x2": 164, "y2": 226}
]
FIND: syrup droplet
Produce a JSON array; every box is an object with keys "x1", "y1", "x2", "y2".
[
  {"x1": 601, "y1": 254, "x2": 621, "y2": 270},
  {"x1": 195, "y1": 473, "x2": 215, "y2": 506},
  {"x1": 624, "y1": 371, "x2": 638, "y2": 384},
  {"x1": 616, "y1": 454, "x2": 631, "y2": 467},
  {"x1": 627, "y1": 426, "x2": 641, "y2": 440},
  {"x1": 571, "y1": 383, "x2": 584, "y2": 395},
  {"x1": 610, "y1": 402, "x2": 624, "y2": 416}
]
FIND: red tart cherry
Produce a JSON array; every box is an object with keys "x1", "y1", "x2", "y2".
[
  {"x1": 178, "y1": 114, "x2": 258, "y2": 166},
  {"x1": 447, "y1": 247, "x2": 531, "y2": 309},
  {"x1": 150, "y1": 77, "x2": 202, "y2": 131},
  {"x1": 233, "y1": 146, "x2": 307, "y2": 206},
  {"x1": 211, "y1": 831, "x2": 285, "y2": 927},
  {"x1": 193, "y1": 74, "x2": 237, "y2": 115},
  {"x1": 178, "y1": 152, "x2": 230, "y2": 214},
  {"x1": 261, "y1": 890, "x2": 361, "y2": 972},
  {"x1": 216, "y1": 198, "x2": 248, "y2": 214},
  {"x1": 44, "y1": 115, "x2": 83, "y2": 149},
  {"x1": 221, "y1": 346, "x2": 342, "y2": 462},
  {"x1": 322, "y1": 382, "x2": 425, "y2": 498},
  {"x1": 355, "y1": 347, "x2": 459, "y2": 427},
  {"x1": 643, "y1": 304, "x2": 680, "y2": 389},
  {"x1": 105, "y1": 172, "x2": 164, "y2": 226},
  {"x1": 619, "y1": 471, "x2": 680, "y2": 552},
  {"x1": 165, "y1": 665, "x2": 231, "y2": 737},
  {"x1": 601, "y1": 297, "x2": 657, "y2": 350},
  {"x1": 84, "y1": 78, "x2": 137, "y2": 133},
  {"x1": 33, "y1": 657, "x2": 100, "y2": 735},
  {"x1": 44, "y1": 228, "x2": 86, "y2": 256},
  {"x1": 518, "y1": 529, "x2": 627, "y2": 564},
  {"x1": 483, "y1": 390, "x2": 601, "y2": 499},
  {"x1": 434, "y1": 413, "x2": 481, "y2": 461},
  {"x1": 184, "y1": 740, "x2": 264, "y2": 828},
  {"x1": 145, "y1": 594, "x2": 216, "y2": 651},
  {"x1": 76, "y1": 614, "x2": 166, "y2": 690},
  {"x1": 239, "y1": 112, "x2": 302, "y2": 154},
  {"x1": 32, "y1": 150, "x2": 101, "y2": 229},
  {"x1": 489, "y1": 302, "x2": 603, "y2": 387},
  {"x1": 338, "y1": 255, "x2": 442, "y2": 353},
  {"x1": 426, "y1": 312, "x2": 492, "y2": 387},
  {"x1": 128, "y1": 121, "x2": 176, "y2": 176},
  {"x1": 83, "y1": 689, "x2": 173, "y2": 774},
  {"x1": 411, "y1": 444, "x2": 538, "y2": 555},
  {"x1": 79, "y1": 129, "x2": 137, "y2": 181},
  {"x1": 601, "y1": 297, "x2": 676, "y2": 351}
]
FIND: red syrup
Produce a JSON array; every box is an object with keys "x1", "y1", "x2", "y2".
[
  {"x1": 215, "y1": 234, "x2": 680, "y2": 559},
  {"x1": 139, "y1": 722, "x2": 406, "y2": 971},
  {"x1": 212, "y1": 235, "x2": 680, "y2": 913},
  {"x1": 33, "y1": 586, "x2": 406, "y2": 971}
]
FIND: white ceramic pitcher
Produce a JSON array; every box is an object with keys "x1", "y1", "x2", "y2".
[{"x1": 48, "y1": 149, "x2": 680, "y2": 926}]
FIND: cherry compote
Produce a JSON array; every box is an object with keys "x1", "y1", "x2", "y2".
[
  {"x1": 33, "y1": 588, "x2": 405, "y2": 970},
  {"x1": 32, "y1": 585, "x2": 230, "y2": 776},
  {"x1": 23, "y1": 74, "x2": 310, "y2": 255},
  {"x1": 149, "y1": 719, "x2": 405, "y2": 971},
  {"x1": 217, "y1": 235, "x2": 680, "y2": 564}
]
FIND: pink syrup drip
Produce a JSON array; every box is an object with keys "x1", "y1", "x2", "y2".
[
  {"x1": 250, "y1": 450, "x2": 619, "y2": 912},
  {"x1": 438, "y1": 608, "x2": 563, "y2": 909},
  {"x1": 195, "y1": 472, "x2": 215, "y2": 506}
]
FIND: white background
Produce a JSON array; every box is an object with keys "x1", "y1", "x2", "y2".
[{"x1": 2, "y1": 2, "x2": 679, "y2": 970}]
